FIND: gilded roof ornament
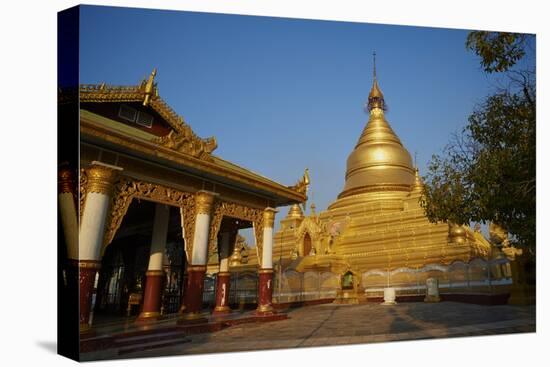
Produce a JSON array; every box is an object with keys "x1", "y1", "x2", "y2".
[
  {"x1": 142, "y1": 68, "x2": 157, "y2": 106},
  {"x1": 288, "y1": 168, "x2": 310, "y2": 197},
  {"x1": 78, "y1": 69, "x2": 218, "y2": 160}
]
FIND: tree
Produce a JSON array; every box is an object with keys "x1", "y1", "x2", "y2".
[{"x1": 421, "y1": 31, "x2": 536, "y2": 250}]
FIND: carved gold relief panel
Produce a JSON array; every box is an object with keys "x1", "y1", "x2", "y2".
[
  {"x1": 91, "y1": 176, "x2": 195, "y2": 259},
  {"x1": 206, "y1": 201, "x2": 265, "y2": 266}
]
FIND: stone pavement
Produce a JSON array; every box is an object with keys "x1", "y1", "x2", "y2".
[{"x1": 89, "y1": 302, "x2": 535, "y2": 360}]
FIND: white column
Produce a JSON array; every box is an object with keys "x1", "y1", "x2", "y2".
[
  {"x1": 261, "y1": 208, "x2": 277, "y2": 269},
  {"x1": 190, "y1": 190, "x2": 217, "y2": 265},
  {"x1": 60, "y1": 193, "x2": 78, "y2": 259},
  {"x1": 58, "y1": 166, "x2": 78, "y2": 260},
  {"x1": 148, "y1": 203, "x2": 170, "y2": 270},
  {"x1": 79, "y1": 162, "x2": 122, "y2": 261}
]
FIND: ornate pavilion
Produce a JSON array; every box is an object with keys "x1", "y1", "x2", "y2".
[{"x1": 58, "y1": 69, "x2": 308, "y2": 333}]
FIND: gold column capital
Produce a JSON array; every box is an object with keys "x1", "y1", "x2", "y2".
[
  {"x1": 195, "y1": 190, "x2": 218, "y2": 215},
  {"x1": 58, "y1": 165, "x2": 75, "y2": 194},
  {"x1": 263, "y1": 207, "x2": 278, "y2": 228},
  {"x1": 86, "y1": 161, "x2": 122, "y2": 196}
]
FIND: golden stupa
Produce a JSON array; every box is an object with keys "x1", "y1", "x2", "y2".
[{"x1": 272, "y1": 61, "x2": 493, "y2": 300}]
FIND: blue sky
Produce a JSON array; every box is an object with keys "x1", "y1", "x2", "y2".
[{"x1": 80, "y1": 5, "x2": 523, "y2": 228}]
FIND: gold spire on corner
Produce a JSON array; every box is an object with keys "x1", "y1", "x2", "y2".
[
  {"x1": 310, "y1": 202, "x2": 317, "y2": 216},
  {"x1": 287, "y1": 204, "x2": 304, "y2": 218},
  {"x1": 143, "y1": 68, "x2": 157, "y2": 106},
  {"x1": 410, "y1": 168, "x2": 424, "y2": 194}
]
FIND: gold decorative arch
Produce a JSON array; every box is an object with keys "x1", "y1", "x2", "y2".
[
  {"x1": 79, "y1": 169, "x2": 88, "y2": 221},
  {"x1": 207, "y1": 201, "x2": 265, "y2": 266},
  {"x1": 98, "y1": 176, "x2": 196, "y2": 259},
  {"x1": 295, "y1": 217, "x2": 324, "y2": 255}
]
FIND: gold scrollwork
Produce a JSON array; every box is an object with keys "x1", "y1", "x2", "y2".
[
  {"x1": 180, "y1": 195, "x2": 196, "y2": 262},
  {"x1": 86, "y1": 164, "x2": 120, "y2": 196},
  {"x1": 205, "y1": 201, "x2": 265, "y2": 265},
  {"x1": 79, "y1": 169, "x2": 88, "y2": 222},
  {"x1": 253, "y1": 217, "x2": 265, "y2": 266},
  {"x1": 101, "y1": 177, "x2": 195, "y2": 258},
  {"x1": 195, "y1": 191, "x2": 216, "y2": 215},
  {"x1": 79, "y1": 77, "x2": 217, "y2": 161},
  {"x1": 207, "y1": 203, "x2": 224, "y2": 257},
  {"x1": 152, "y1": 128, "x2": 217, "y2": 161}
]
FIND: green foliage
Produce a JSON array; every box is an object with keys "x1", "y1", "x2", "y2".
[
  {"x1": 466, "y1": 32, "x2": 528, "y2": 73},
  {"x1": 421, "y1": 31, "x2": 536, "y2": 249}
]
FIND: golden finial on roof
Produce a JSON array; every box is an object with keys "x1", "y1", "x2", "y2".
[
  {"x1": 367, "y1": 51, "x2": 386, "y2": 111},
  {"x1": 288, "y1": 167, "x2": 310, "y2": 197},
  {"x1": 310, "y1": 202, "x2": 317, "y2": 216},
  {"x1": 143, "y1": 68, "x2": 157, "y2": 106}
]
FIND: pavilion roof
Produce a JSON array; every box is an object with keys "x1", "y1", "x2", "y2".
[{"x1": 72, "y1": 70, "x2": 308, "y2": 206}]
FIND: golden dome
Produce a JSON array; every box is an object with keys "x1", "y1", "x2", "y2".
[{"x1": 338, "y1": 78, "x2": 414, "y2": 199}]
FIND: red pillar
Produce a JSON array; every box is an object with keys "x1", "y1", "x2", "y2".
[
  {"x1": 180, "y1": 265, "x2": 207, "y2": 321},
  {"x1": 213, "y1": 272, "x2": 231, "y2": 315},
  {"x1": 137, "y1": 270, "x2": 165, "y2": 321},
  {"x1": 256, "y1": 268, "x2": 275, "y2": 315},
  {"x1": 78, "y1": 260, "x2": 101, "y2": 333}
]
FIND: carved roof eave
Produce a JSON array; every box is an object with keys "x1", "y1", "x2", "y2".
[
  {"x1": 80, "y1": 115, "x2": 307, "y2": 205},
  {"x1": 78, "y1": 84, "x2": 217, "y2": 161}
]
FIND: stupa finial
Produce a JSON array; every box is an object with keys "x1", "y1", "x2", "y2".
[
  {"x1": 373, "y1": 51, "x2": 377, "y2": 80},
  {"x1": 366, "y1": 52, "x2": 386, "y2": 112}
]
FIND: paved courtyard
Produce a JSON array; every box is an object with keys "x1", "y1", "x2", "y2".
[{"x1": 92, "y1": 302, "x2": 535, "y2": 360}]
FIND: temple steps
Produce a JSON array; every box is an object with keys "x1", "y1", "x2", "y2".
[
  {"x1": 115, "y1": 329, "x2": 189, "y2": 348},
  {"x1": 116, "y1": 331, "x2": 191, "y2": 355}
]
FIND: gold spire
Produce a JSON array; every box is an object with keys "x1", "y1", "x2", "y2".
[
  {"x1": 410, "y1": 168, "x2": 424, "y2": 194},
  {"x1": 310, "y1": 202, "x2": 317, "y2": 216},
  {"x1": 336, "y1": 57, "x2": 414, "y2": 200},
  {"x1": 287, "y1": 204, "x2": 304, "y2": 219},
  {"x1": 367, "y1": 52, "x2": 385, "y2": 111}
]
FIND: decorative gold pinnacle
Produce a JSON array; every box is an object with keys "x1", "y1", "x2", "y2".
[
  {"x1": 367, "y1": 51, "x2": 385, "y2": 111},
  {"x1": 143, "y1": 68, "x2": 157, "y2": 106}
]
